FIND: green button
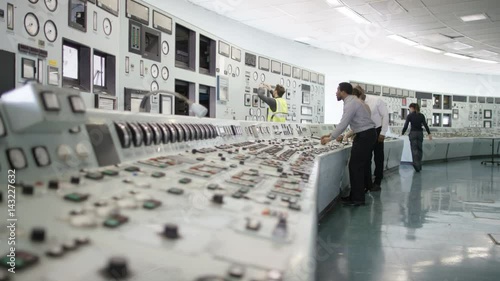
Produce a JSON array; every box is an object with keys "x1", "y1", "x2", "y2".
[
  {"x1": 179, "y1": 178, "x2": 192, "y2": 184},
  {"x1": 104, "y1": 219, "x2": 120, "y2": 227},
  {"x1": 143, "y1": 200, "x2": 162, "y2": 209},
  {"x1": 151, "y1": 172, "x2": 166, "y2": 178},
  {"x1": 103, "y1": 170, "x2": 119, "y2": 176},
  {"x1": 64, "y1": 193, "x2": 89, "y2": 202}
]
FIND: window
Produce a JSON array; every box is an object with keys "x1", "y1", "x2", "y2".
[
  {"x1": 63, "y1": 44, "x2": 79, "y2": 80},
  {"x1": 175, "y1": 24, "x2": 195, "y2": 70},
  {"x1": 62, "y1": 39, "x2": 91, "y2": 91}
]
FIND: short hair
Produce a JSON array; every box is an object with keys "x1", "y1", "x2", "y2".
[
  {"x1": 275, "y1": 84, "x2": 285, "y2": 97},
  {"x1": 338, "y1": 82, "x2": 353, "y2": 95}
]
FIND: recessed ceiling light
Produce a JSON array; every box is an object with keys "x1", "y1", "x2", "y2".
[
  {"x1": 415, "y1": 45, "x2": 442, "y2": 54},
  {"x1": 460, "y1": 13, "x2": 488, "y2": 22},
  {"x1": 471, "y1": 58, "x2": 498, "y2": 64},
  {"x1": 387, "y1": 35, "x2": 418, "y2": 46},
  {"x1": 444, "y1": 53, "x2": 470, "y2": 59},
  {"x1": 444, "y1": 42, "x2": 473, "y2": 50},
  {"x1": 336, "y1": 7, "x2": 371, "y2": 24},
  {"x1": 325, "y1": 0, "x2": 343, "y2": 7}
]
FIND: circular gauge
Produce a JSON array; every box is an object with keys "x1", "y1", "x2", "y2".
[
  {"x1": 227, "y1": 64, "x2": 232, "y2": 75},
  {"x1": 253, "y1": 72, "x2": 258, "y2": 81},
  {"x1": 29, "y1": 0, "x2": 39, "y2": 4},
  {"x1": 161, "y1": 67, "x2": 169, "y2": 81},
  {"x1": 257, "y1": 108, "x2": 261, "y2": 116},
  {"x1": 253, "y1": 116, "x2": 258, "y2": 121},
  {"x1": 287, "y1": 79, "x2": 291, "y2": 87},
  {"x1": 151, "y1": 64, "x2": 159, "y2": 78},
  {"x1": 293, "y1": 81, "x2": 297, "y2": 88},
  {"x1": 261, "y1": 73, "x2": 266, "y2": 82},
  {"x1": 249, "y1": 108, "x2": 254, "y2": 116},
  {"x1": 280, "y1": 78, "x2": 284, "y2": 86},
  {"x1": 44, "y1": 0, "x2": 58, "y2": 12},
  {"x1": 44, "y1": 20, "x2": 58, "y2": 43},
  {"x1": 235, "y1": 67, "x2": 240, "y2": 77},
  {"x1": 151, "y1": 81, "x2": 159, "y2": 92},
  {"x1": 103, "y1": 18, "x2": 112, "y2": 36},
  {"x1": 33, "y1": 146, "x2": 50, "y2": 167},
  {"x1": 24, "y1": 13, "x2": 40, "y2": 37},
  {"x1": 162, "y1": 41, "x2": 169, "y2": 55}
]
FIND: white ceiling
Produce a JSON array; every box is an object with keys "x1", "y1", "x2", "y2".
[{"x1": 185, "y1": 0, "x2": 500, "y2": 75}]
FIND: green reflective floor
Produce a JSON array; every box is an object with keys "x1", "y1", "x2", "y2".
[{"x1": 317, "y1": 160, "x2": 500, "y2": 281}]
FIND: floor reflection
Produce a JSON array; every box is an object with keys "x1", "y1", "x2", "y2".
[{"x1": 317, "y1": 160, "x2": 500, "y2": 281}]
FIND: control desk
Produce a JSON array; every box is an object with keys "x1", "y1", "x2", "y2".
[{"x1": 0, "y1": 84, "x2": 351, "y2": 281}]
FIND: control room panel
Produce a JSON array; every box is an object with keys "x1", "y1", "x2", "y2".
[
  {"x1": 0, "y1": 84, "x2": 340, "y2": 281},
  {"x1": 351, "y1": 81, "x2": 500, "y2": 129},
  {"x1": 0, "y1": 0, "x2": 325, "y2": 124}
]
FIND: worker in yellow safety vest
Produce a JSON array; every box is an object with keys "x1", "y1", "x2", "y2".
[{"x1": 257, "y1": 83, "x2": 288, "y2": 122}]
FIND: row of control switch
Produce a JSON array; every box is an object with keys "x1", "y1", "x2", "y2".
[{"x1": 114, "y1": 122, "x2": 219, "y2": 148}]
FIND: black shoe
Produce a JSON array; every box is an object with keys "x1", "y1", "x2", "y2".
[
  {"x1": 342, "y1": 201, "x2": 365, "y2": 206},
  {"x1": 371, "y1": 184, "x2": 381, "y2": 192},
  {"x1": 340, "y1": 196, "x2": 351, "y2": 202}
]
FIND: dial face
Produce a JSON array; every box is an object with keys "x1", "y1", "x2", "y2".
[
  {"x1": 151, "y1": 81, "x2": 159, "y2": 92},
  {"x1": 235, "y1": 67, "x2": 240, "y2": 77},
  {"x1": 29, "y1": 0, "x2": 39, "y2": 4},
  {"x1": 161, "y1": 67, "x2": 169, "y2": 81},
  {"x1": 287, "y1": 79, "x2": 291, "y2": 87},
  {"x1": 162, "y1": 41, "x2": 169, "y2": 55},
  {"x1": 103, "y1": 18, "x2": 112, "y2": 36},
  {"x1": 33, "y1": 146, "x2": 50, "y2": 167},
  {"x1": 261, "y1": 73, "x2": 265, "y2": 82},
  {"x1": 249, "y1": 108, "x2": 254, "y2": 116},
  {"x1": 280, "y1": 78, "x2": 284, "y2": 86},
  {"x1": 151, "y1": 64, "x2": 159, "y2": 78},
  {"x1": 257, "y1": 108, "x2": 261, "y2": 116},
  {"x1": 24, "y1": 13, "x2": 40, "y2": 37},
  {"x1": 44, "y1": 0, "x2": 58, "y2": 12},
  {"x1": 44, "y1": 20, "x2": 58, "y2": 42},
  {"x1": 227, "y1": 64, "x2": 232, "y2": 75},
  {"x1": 293, "y1": 81, "x2": 297, "y2": 88},
  {"x1": 253, "y1": 72, "x2": 258, "y2": 81}
]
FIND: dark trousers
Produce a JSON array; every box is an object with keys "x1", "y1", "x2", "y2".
[
  {"x1": 349, "y1": 128, "x2": 377, "y2": 203},
  {"x1": 409, "y1": 131, "x2": 424, "y2": 171},
  {"x1": 372, "y1": 127, "x2": 384, "y2": 185}
]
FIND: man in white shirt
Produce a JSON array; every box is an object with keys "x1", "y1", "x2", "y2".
[
  {"x1": 354, "y1": 86, "x2": 389, "y2": 192},
  {"x1": 322, "y1": 83, "x2": 376, "y2": 206}
]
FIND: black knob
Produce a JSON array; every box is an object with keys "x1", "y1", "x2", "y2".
[
  {"x1": 106, "y1": 257, "x2": 129, "y2": 279},
  {"x1": 192, "y1": 149, "x2": 197, "y2": 154},
  {"x1": 277, "y1": 167, "x2": 284, "y2": 173},
  {"x1": 71, "y1": 176, "x2": 80, "y2": 185},
  {"x1": 220, "y1": 157, "x2": 226, "y2": 161},
  {"x1": 212, "y1": 194, "x2": 224, "y2": 204},
  {"x1": 31, "y1": 227, "x2": 46, "y2": 242},
  {"x1": 22, "y1": 185, "x2": 34, "y2": 195},
  {"x1": 163, "y1": 224, "x2": 180, "y2": 239},
  {"x1": 218, "y1": 153, "x2": 223, "y2": 157},
  {"x1": 239, "y1": 161, "x2": 245, "y2": 165},
  {"x1": 242, "y1": 147, "x2": 247, "y2": 151},
  {"x1": 48, "y1": 180, "x2": 59, "y2": 190}
]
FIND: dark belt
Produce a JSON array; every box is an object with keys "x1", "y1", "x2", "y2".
[{"x1": 356, "y1": 128, "x2": 376, "y2": 136}]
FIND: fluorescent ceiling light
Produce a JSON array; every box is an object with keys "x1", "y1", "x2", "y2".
[
  {"x1": 472, "y1": 50, "x2": 498, "y2": 57},
  {"x1": 460, "y1": 13, "x2": 488, "y2": 22},
  {"x1": 336, "y1": 6, "x2": 371, "y2": 24},
  {"x1": 415, "y1": 45, "x2": 442, "y2": 54},
  {"x1": 326, "y1": 0, "x2": 343, "y2": 7},
  {"x1": 444, "y1": 42, "x2": 473, "y2": 50},
  {"x1": 387, "y1": 35, "x2": 417, "y2": 46},
  {"x1": 444, "y1": 53, "x2": 470, "y2": 59},
  {"x1": 294, "y1": 37, "x2": 312, "y2": 42},
  {"x1": 471, "y1": 58, "x2": 498, "y2": 64}
]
